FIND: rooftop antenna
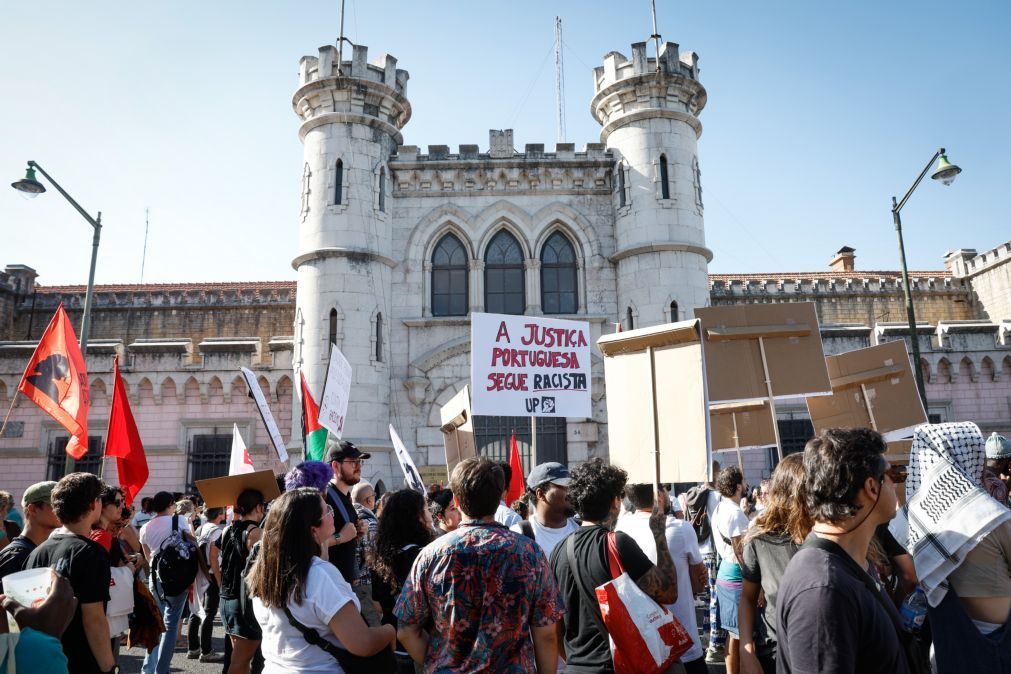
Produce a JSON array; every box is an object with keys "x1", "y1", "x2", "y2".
[
  {"x1": 554, "y1": 16, "x2": 566, "y2": 143},
  {"x1": 140, "y1": 207, "x2": 150, "y2": 283},
  {"x1": 650, "y1": 0, "x2": 662, "y2": 72},
  {"x1": 337, "y1": 0, "x2": 350, "y2": 76}
]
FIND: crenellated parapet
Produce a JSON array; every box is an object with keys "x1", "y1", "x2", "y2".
[
  {"x1": 293, "y1": 43, "x2": 411, "y2": 143},
  {"x1": 390, "y1": 131, "x2": 613, "y2": 197},
  {"x1": 709, "y1": 273, "x2": 968, "y2": 299},
  {"x1": 22, "y1": 282, "x2": 297, "y2": 312},
  {"x1": 591, "y1": 41, "x2": 707, "y2": 141}
]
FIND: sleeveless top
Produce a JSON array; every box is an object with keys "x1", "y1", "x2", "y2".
[{"x1": 219, "y1": 519, "x2": 257, "y2": 599}]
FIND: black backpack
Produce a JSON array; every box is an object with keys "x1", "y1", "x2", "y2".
[
  {"x1": 152, "y1": 515, "x2": 199, "y2": 599},
  {"x1": 684, "y1": 485, "x2": 713, "y2": 545}
]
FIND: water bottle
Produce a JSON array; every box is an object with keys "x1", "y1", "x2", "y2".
[{"x1": 899, "y1": 587, "x2": 928, "y2": 632}]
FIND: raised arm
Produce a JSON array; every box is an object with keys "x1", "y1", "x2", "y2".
[{"x1": 634, "y1": 494, "x2": 678, "y2": 605}]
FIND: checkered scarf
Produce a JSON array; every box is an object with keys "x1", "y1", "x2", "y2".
[{"x1": 891, "y1": 422, "x2": 1011, "y2": 607}]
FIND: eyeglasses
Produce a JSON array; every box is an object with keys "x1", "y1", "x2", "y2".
[
  {"x1": 324, "y1": 504, "x2": 334, "y2": 518},
  {"x1": 341, "y1": 458, "x2": 365, "y2": 466},
  {"x1": 884, "y1": 466, "x2": 908, "y2": 484}
]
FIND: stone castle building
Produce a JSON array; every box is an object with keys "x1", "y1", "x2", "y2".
[{"x1": 1, "y1": 37, "x2": 1009, "y2": 503}]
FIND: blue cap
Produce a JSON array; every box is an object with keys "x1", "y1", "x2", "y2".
[
  {"x1": 526, "y1": 462, "x2": 571, "y2": 490},
  {"x1": 986, "y1": 433, "x2": 1011, "y2": 460}
]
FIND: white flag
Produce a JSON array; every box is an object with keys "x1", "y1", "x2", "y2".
[
  {"x1": 229, "y1": 424, "x2": 255, "y2": 476},
  {"x1": 390, "y1": 424, "x2": 426, "y2": 494}
]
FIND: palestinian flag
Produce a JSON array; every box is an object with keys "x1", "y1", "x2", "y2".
[{"x1": 301, "y1": 372, "x2": 327, "y2": 461}]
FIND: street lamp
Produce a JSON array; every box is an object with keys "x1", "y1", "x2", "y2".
[
  {"x1": 892, "y1": 148, "x2": 962, "y2": 410},
  {"x1": 12, "y1": 161, "x2": 103, "y2": 474}
]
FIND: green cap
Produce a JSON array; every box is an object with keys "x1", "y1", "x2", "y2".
[{"x1": 22, "y1": 481, "x2": 57, "y2": 508}]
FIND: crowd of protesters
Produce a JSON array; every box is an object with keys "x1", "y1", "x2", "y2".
[{"x1": 3, "y1": 424, "x2": 1011, "y2": 673}]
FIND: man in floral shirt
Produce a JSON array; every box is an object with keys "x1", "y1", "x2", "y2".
[{"x1": 396, "y1": 457, "x2": 564, "y2": 672}]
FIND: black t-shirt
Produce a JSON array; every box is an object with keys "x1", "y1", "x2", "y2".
[
  {"x1": 0, "y1": 535, "x2": 37, "y2": 581},
  {"x1": 219, "y1": 519, "x2": 258, "y2": 600},
  {"x1": 740, "y1": 532, "x2": 800, "y2": 641},
  {"x1": 549, "y1": 525, "x2": 653, "y2": 674},
  {"x1": 27, "y1": 532, "x2": 111, "y2": 674},
  {"x1": 776, "y1": 541, "x2": 910, "y2": 674},
  {"x1": 876, "y1": 523, "x2": 907, "y2": 559},
  {"x1": 325, "y1": 484, "x2": 359, "y2": 583}
]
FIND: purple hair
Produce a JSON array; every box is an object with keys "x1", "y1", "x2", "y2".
[{"x1": 284, "y1": 461, "x2": 332, "y2": 493}]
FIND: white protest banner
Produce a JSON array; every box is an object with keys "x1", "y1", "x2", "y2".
[
  {"x1": 471, "y1": 312, "x2": 591, "y2": 418},
  {"x1": 240, "y1": 368, "x2": 289, "y2": 463},
  {"x1": 318, "y1": 344, "x2": 353, "y2": 438},
  {"x1": 389, "y1": 424, "x2": 426, "y2": 494}
]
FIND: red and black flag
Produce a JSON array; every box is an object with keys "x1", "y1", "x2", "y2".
[{"x1": 18, "y1": 305, "x2": 90, "y2": 459}]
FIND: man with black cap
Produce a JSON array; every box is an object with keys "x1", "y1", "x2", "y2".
[
  {"x1": 0, "y1": 481, "x2": 60, "y2": 581},
  {"x1": 510, "y1": 462, "x2": 579, "y2": 560},
  {"x1": 325, "y1": 439, "x2": 371, "y2": 584}
]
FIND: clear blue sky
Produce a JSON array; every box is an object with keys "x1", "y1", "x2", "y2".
[{"x1": 2, "y1": 1, "x2": 1007, "y2": 285}]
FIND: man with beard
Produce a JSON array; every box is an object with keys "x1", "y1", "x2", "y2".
[
  {"x1": 325, "y1": 440, "x2": 371, "y2": 584},
  {"x1": 511, "y1": 462, "x2": 579, "y2": 560}
]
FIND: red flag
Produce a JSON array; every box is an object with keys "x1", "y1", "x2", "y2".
[
  {"x1": 506, "y1": 432, "x2": 525, "y2": 506},
  {"x1": 17, "y1": 305, "x2": 90, "y2": 459},
  {"x1": 105, "y1": 358, "x2": 148, "y2": 506}
]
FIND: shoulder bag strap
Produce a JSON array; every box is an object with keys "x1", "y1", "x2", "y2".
[
  {"x1": 565, "y1": 534, "x2": 609, "y2": 637},
  {"x1": 326, "y1": 484, "x2": 352, "y2": 524},
  {"x1": 605, "y1": 531, "x2": 625, "y2": 579},
  {"x1": 282, "y1": 605, "x2": 348, "y2": 662},
  {"x1": 520, "y1": 520, "x2": 535, "y2": 540}
]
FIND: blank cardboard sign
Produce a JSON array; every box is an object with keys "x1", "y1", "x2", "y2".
[
  {"x1": 806, "y1": 341, "x2": 926, "y2": 442},
  {"x1": 597, "y1": 320, "x2": 711, "y2": 485},
  {"x1": 440, "y1": 386, "x2": 477, "y2": 473},
  {"x1": 695, "y1": 303, "x2": 831, "y2": 403},
  {"x1": 196, "y1": 470, "x2": 282, "y2": 508},
  {"x1": 710, "y1": 400, "x2": 777, "y2": 451}
]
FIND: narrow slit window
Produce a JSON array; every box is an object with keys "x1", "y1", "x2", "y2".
[
  {"x1": 334, "y1": 160, "x2": 343, "y2": 205},
  {"x1": 626, "y1": 307, "x2": 634, "y2": 331},
  {"x1": 376, "y1": 313, "x2": 384, "y2": 362},
  {"x1": 328, "y1": 309, "x2": 338, "y2": 351},
  {"x1": 670, "y1": 300, "x2": 679, "y2": 322},
  {"x1": 378, "y1": 168, "x2": 386, "y2": 212},
  {"x1": 659, "y1": 155, "x2": 670, "y2": 199},
  {"x1": 617, "y1": 162, "x2": 626, "y2": 208}
]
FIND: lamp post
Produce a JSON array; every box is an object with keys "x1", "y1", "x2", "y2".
[
  {"x1": 892, "y1": 148, "x2": 961, "y2": 411},
  {"x1": 12, "y1": 161, "x2": 103, "y2": 474}
]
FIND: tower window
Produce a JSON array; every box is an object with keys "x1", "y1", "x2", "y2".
[
  {"x1": 432, "y1": 233, "x2": 469, "y2": 317},
  {"x1": 670, "y1": 300, "x2": 679, "y2": 322},
  {"x1": 626, "y1": 307, "x2": 634, "y2": 330},
  {"x1": 541, "y1": 232, "x2": 578, "y2": 315},
  {"x1": 335, "y1": 159, "x2": 343, "y2": 205},
  {"x1": 659, "y1": 155, "x2": 670, "y2": 199},
  {"x1": 484, "y1": 230, "x2": 525, "y2": 315},
  {"x1": 378, "y1": 168, "x2": 386, "y2": 212},
  {"x1": 376, "y1": 313, "x2": 384, "y2": 362},
  {"x1": 328, "y1": 308, "x2": 338, "y2": 351},
  {"x1": 617, "y1": 162, "x2": 626, "y2": 208}
]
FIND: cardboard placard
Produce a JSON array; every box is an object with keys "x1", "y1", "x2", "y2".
[
  {"x1": 390, "y1": 424, "x2": 426, "y2": 494},
  {"x1": 240, "y1": 368, "x2": 289, "y2": 463},
  {"x1": 195, "y1": 469, "x2": 281, "y2": 508},
  {"x1": 806, "y1": 341, "x2": 926, "y2": 442},
  {"x1": 470, "y1": 312, "x2": 591, "y2": 418},
  {"x1": 597, "y1": 320, "x2": 711, "y2": 485},
  {"x1": 440, "y1": 386, "x2": 476, "y2": 473},
  {"x1": 695, "y1": 303, "x2": 831, "y2": 403},
  {"x1": 709, "y1": 401, "x2": 777, "y2": 451},
  {"x1": 318, "y1": 344, "x2": 353, "y2": 438}
]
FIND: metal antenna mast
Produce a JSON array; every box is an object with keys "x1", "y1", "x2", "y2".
[
  {"x1": 554, "y1": 16, "x2": 566, "y2": 143},
  {"x1": 337, "y1": 0, "x2": 347, "y2": 75},
  {"x1": 140, "y1": 207, "x2": 150, "y2": 283},
  {"x1": 650, "y1": 0, "x2": 662, "y2": 72}
]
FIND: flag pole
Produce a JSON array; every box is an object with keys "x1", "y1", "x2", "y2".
[{"x1": 0, "y1": 391, "x2": 19, "y2": 437}]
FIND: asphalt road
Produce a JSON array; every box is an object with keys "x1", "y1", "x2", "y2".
[{"x1": 117, "y1": 619, "x2": 228, "y2": 674}]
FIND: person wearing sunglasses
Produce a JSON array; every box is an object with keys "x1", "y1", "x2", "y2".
[{"x1": 776, "y1": 428, "x2": 910, "y2": 674}]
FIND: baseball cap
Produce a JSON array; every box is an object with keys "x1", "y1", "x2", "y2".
[
  {"x1": 327, "y1": 439, "x2": 372, "y2": 463},
  {"x1": 526, "y1": 462, "x2": 572, "y2": 490},
  {"x1": 22, "y1": 481, "x2": 57, "y2": 508}
]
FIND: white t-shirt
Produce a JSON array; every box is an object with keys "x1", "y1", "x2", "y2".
[
  {"x1": 132, "y1": 511, "x2": 154, "y2": 530},
  {"x1": 690, "y1": 489, "x2": 721, "y2": 556},
  {"x1": 667, "y1": 493, "x2": 683, "y2": 514},
  {"x1": 195, "y1": 522, "x2": 224, "y2": 566},
  {"x1": 140, "y1": 514, "x2": 192, "y2": 555},
  {"x1": 254, "y1": 556, "x2": 360, "y2": 674},
  {"x1": 494, "y1": 502, "x2": 522, "y2": 528},
  {"x1": 510, "y1": 516, "x2": 579, "y2": 560},
  {"x1": 614, "y1": 512, "x2": 705, "y2": 662},
  {"x1": 711, "y1": 499, "x2": 749, "y2": 564}
]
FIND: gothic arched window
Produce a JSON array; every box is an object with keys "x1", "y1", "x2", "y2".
[
  {"x1": 378, "y1": 168, "x2": 386, "y2": 212},
  {"x1": 617, "y1": 161, "x2": 626, "y2": 208},
  {"x1": 334, "y1": 159, "x2": 343, "y2": 205},
  {"x1": 376, "y1": 313, "x2": 384, "y2": 362},
  {"x1": 659, "y1": 154, "x2": 670, "y2": 199},
  {"x1": 540, "y1": 232, "x2": 578, "y2": 315},
  {"x1": 431, "y1": 234, "x2": 469, "y2": 317},
  {"x1": 670, "y1": 300, "x2": 679, "y2": 323},
  {"x1": 626, "y1": 307, "x2": 634, "y2": 331},
  {"x1": 484, "y1": 230, "x2": 525, "y2": 315}
]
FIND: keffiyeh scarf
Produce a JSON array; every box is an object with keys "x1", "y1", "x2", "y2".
[{"x1": 891, "y1": 422, "x2": 1011, "y2": 607}]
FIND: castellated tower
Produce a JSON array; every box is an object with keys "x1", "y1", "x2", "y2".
[
  {"x1": 292, "y1": 43, "x2": 410, "y2": 449},
  {"x1": 592, "y1": 42, "x2": 711, "y2": 328}
]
